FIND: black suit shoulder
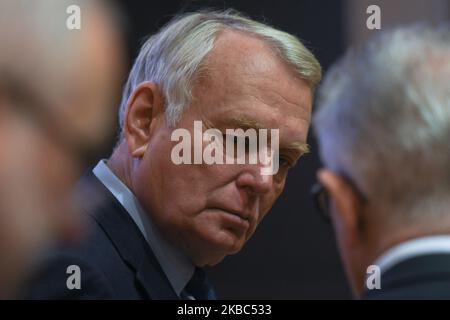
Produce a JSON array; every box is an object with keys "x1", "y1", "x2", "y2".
[
  {"x1": 25, "y1": 215, "x2": 145, "y2": 299},
  {"x1": 26, "y1": 245, "x2": 114, "y2": 299},
  {"x1": 23, "y1": 170, "x2": 177, "y2": 300}
]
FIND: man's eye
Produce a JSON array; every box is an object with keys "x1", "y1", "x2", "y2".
[{"x1": 279, "y1": 155, "x2": 292, "y2": 168}]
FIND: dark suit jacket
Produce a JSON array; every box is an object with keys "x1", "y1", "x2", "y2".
[
  {"x1": 363, "y1": 253, "x2": 450, "y2": 300},
  {"x1": 23, "y1": 171, "x2": 179, "y2": 299}
]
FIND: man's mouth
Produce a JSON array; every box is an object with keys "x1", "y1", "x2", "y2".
[
  {"x1": 214, "y1": 207, "x2": 249, "y2": 221},
  {"x1": 210, "y1": 207, "x2": 252, "y2": 229}
]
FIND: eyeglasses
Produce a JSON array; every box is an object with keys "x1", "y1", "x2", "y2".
[
  {"x1": 310, "y1": 182, "x2": 331, "y2": 222},
  {"x1": 310, "y1": 174, "x2": 368, "y2": 223}
]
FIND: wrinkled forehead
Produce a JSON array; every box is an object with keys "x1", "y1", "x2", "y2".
[
  {"x1": 201, "y1": 29, "x2": 307, "y2": 91},
  {"x1": 192, "y1": 29, "x2": 312, "y2": 124}
]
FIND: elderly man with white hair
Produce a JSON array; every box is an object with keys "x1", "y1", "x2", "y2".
[
  {"x1": 26, "y1": 10, "x2": 321, "y2": 299},
  {"x1": 313, "y1": 24, "x2": 450, "y2": 299}
]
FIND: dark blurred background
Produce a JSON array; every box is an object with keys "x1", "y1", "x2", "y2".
[{"x1": 104, "y1": 0, "x2": 449, "y2": 299}]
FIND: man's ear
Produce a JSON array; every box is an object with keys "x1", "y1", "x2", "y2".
[
  {"x1": 123, "y1": 81, "x2": 164, "y2": 158},
  {"x1": 318, "y1": 169, "x2": 364, "y2": 247}
]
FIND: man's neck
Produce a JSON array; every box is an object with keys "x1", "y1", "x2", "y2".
[
  {"x1": 372, "y1": 223, "x2": 450, "y2": 265},
  {"x1": 107, "y1": 141, "x2": 134, "y2": 191}
]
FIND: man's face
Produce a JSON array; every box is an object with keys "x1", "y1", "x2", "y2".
[{"x1": 133, "y1": 30, "x2": 312, "y2": 266}]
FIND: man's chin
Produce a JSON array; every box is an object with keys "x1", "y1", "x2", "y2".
[
  {"x1": 190, "y1": 241, "x2": 244, "y2": 267},
  {"x1": 190, "y1": 251, "x2": 227, "y2": 267}
]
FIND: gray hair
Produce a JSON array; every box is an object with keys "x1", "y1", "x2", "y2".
[
  {"x1": 314, "y1": 24, "x2": 450, "y2": 224},
  {"x1": 118, "y1": 9, "x2": 322, "y2": 139}
]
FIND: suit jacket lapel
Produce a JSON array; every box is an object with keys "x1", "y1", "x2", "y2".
[{"x1": 77, "y1": 171, "x2": 179, "y2": 300}]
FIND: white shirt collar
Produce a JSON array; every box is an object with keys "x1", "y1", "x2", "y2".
[
  {"x1": 93, "y1": 160, "x2": 194, "y2": 297},
  {"x1": 373, "y1": 235, "x2": 450, "y2": 274}
]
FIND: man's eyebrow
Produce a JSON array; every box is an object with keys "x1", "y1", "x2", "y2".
[
  {"x1": 283, "y1": 141, "x2": 310, "y2": 155},
  {"x1": 222, "y1": 117, "x2": 310, "y2": 153},
  {"x1": 219, "y1": 116, "x2": 310, "y2": 155},
  {"x1": 222, "y1": 117, "x2": 265, "y2": 130}
]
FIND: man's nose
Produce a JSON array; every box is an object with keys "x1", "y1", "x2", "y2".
[{"x1": 235, "y1": 164, "x2": 274, "y2": 195}]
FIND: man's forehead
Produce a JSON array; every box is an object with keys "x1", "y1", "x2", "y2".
[
  {"x1": 208, "y1": 29, "x2": 273, "y2": 66},
  {"x1": 202, "y1": 29, "x2": 294, "y2": 86}
]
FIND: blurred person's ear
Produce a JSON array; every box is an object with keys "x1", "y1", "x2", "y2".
[
  {"x1": 318, "y1": 169, "x2": 365, "y2": 247},
  {"x1": 124, "y1": 81, "x2": 165, "y2": 158},
  {"x1": 318, "y1": 169, "x2": 370, "y2": 297}
]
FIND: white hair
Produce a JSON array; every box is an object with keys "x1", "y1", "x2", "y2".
[
  {"x1": 314, "y1": 24, "x2": 450, "y2": 224},
  {"x1": 118, "y1": 9, "x2": 321, "y2": 139}
]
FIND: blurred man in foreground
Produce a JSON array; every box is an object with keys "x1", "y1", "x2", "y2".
[
  {"x1": 313, "y1": 25, "x2": 450, "y2": 299},
  {"x1": 0, "y1": 0, "x2": 124, "y2": 297}
]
